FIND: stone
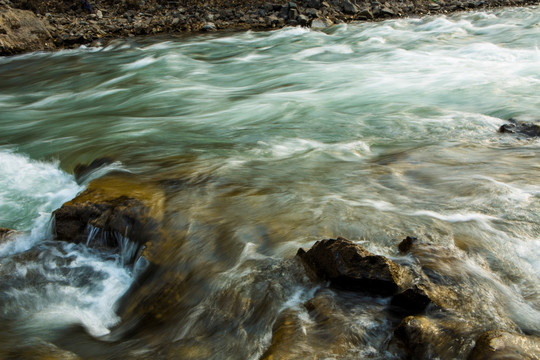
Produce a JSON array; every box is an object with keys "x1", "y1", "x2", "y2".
[
  {"x1": 96, "y1": 9, "x2": 103, "y2": 19},
  {"x1": 53, "y1": 173, "x2": 164, "y2": 261},
  {"x1": 297, "y1": 237, "x2": 407, "y2": 296},
  {"x1": 341, "y1": 0, "x2": 359, "y2": 14},
  {"x1": 398, "y1": 236, "x2": 417, "y2": 253},
  {"x1": 0, "y1": 227, "x2": 15, "y2": 238},
  {"x1": 307, "y1": 0, "x2": 322, "y2": 8},
  {"x1": 499, "y1": 119, "x2": 540, "y2": 138},
  {"x1": 201, "y1": 22, "x2": 216, "y2": 31},
  {"x1": 357, "y1": 7, "x2": 374, "y2": 19},
  {"x1": 390, "y1": 284, "x2": 432, "y2": 314},
  {"x1": 297, "y1": 14, "x2": 309, "y2": 26},
  {"x1": 468, "y1": 330, "x2": 540, "y2": 360},
  {"x1": 0, "y1": 6, "x2": 55, "y2": 55},
  {"x1": 73, "y1": 157, "x2": 116, "y2": 184},
  {"x1": 311, "y1": 17, "x2": 333, "y2": 28},
  {"x1": 393, "y1": 315, "x2": 474, "y2": 359},
  {"x1": 288, "y1": 8, "x2": 299, "y2": 20}
]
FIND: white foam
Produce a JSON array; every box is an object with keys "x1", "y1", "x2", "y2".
[
  {"x1": 0, "y1": 151, "x2": 82, "y2": 256},
  {"x1": 122, "y1": 55, "x2": 158, "y2": 70}
]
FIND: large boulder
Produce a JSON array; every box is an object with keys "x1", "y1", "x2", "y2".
[
  {"x1": 468, "y1": 330, "x2": 540, "y2": 360},
  {"x1": 0, "y1": 5, "x2": 55, "y2": 55},
  {"x1": 52, "y1": 173, "x2": 165, "y2": 261},
  {"x1": 297, "y1": 237, "x2": 409, "y2": 296}
]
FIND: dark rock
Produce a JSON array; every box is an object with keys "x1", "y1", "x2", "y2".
[
  {"x1": 0, "y1": 227, "x2": 15, "y2": 238},
  {"x1": 468, "y1": 330, "x2": 540, "y2": 360},
  {"x1": 297, "y1": 14, "x2": 309, "y2": 26},
  {"x1": 341, "y1": 0, "x2": 359, "y2": 14},
  {"x1": 380, "y1": 7, "x2": 395, "y2": 16},
  {"x1": 201, "y1": 22, "x2": 216, "y2": 31},
  {"x1": 499, "y1": 119, "x2": 540, "y2": 138},
  {"x1": 288, "y1": 7, "x2": 299, "y2": 20},
  {"x1": 297, "y1": 237, "x2": 407, "y2": 296},
  {"x1": 357, "y1": 7, "x2": 374, "y2": 19},
  {"x1": 398, "y1": 236, "x2": 417, "y2": 253},
  {"x1": 305, "y1": 7, "x2": 319, "y2": 17},
  {"x1": 53, "y1": 173, "x2": 164, "y2": 261},
  {"x1": 390, "y1": 284, "x2": 432, "y2": 314},
  {"x1": 306, "y1": 0, "x2": 321, "y2": 8},
  {"x1": 73, "y1": 157, "x2": 116, "y2": 184}
]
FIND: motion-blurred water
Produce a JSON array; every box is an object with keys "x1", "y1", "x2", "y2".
[{"x1": 0, "y1": 6, "x2": 539, "y2": 359}]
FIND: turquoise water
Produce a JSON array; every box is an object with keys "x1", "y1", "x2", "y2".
[{"x1": 0, "y1": 6, "x2": 539, "y2": 359}]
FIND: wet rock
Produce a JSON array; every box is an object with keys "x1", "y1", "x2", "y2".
[
  {"x1": 297, "y1": 14, "x2": 309, "y2": 26},
  {"x1": 390, "y1": 284, "x2": 432, "y2": 314},
  {"x1": 499, "y1": 119, "x2": 540, "y2": 138},
  {"x1": 6, "y1": 338, "x2": 80, "y2": 360},
  {"x1": 468, "y1": 330, "x2": 540, "y2": 360},
  {"x1": 73, "y1": 157, "x2": 117, "y2": 184},
  {"x1": 260, "y1": 308, "x2": 308, "y2": 360},
  {"x1": 201, "y1": 22, "x2": 216, "y2": 31},
  {"x1": 53, "y1": 173, "x2": 164, "y2": 257},
  {"x1": 0, "y1": 6, "x2": 55, "y2": 55},
  {"x1": 297, "y1": 237, "x2": 407, "y2": 296},
  {"x1": 393, "y1": 315, "x2": 476, "y2": 359},
  {"x1": 0, "y1": 227, "x2": 15, "y2": 238},
  {"x1": 398, "y1": 236, "x2": 418, "y2": 253},
  {"x1": 357, "y1": 7, "x2": 374, "y2": 19}
]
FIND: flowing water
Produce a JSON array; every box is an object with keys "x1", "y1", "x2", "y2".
[{"x1": 0, "y1": 6, "x2": 539, "y2": 359}]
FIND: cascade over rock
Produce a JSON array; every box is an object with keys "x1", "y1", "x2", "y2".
[{"x1": 52, "y1": 172, "x2": 165, "y2": 258}]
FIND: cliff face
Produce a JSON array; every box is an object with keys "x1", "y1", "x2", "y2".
[{"x1": 1, "y1": 0, "x2": 538, "y2": 55}]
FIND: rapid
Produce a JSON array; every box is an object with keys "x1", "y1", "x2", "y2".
[{"x1": 0, "y1": 6, "x2": 539, "y2": 359}]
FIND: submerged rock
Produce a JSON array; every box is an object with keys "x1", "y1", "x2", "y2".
[
  {"x1": 393, "y1": 315, "x2": 477, "y2": 359},
  {"x1": 499, "y1": 119, "x2": 540, "y2": 138},
  {"x1": 52, "y1": 173, "x2": 164, "y2": 259},
  {"x1": 73, "y1": 157, "x2": 117, "y2": 184},
  {"x1": 297, "y1": 237, "x2": 407, "y2": 296},
  {"x1": 468, "y1": 330, "x2": 540, "y2": 360},
  {"x1": 0, "y1": 227, "x2": 15, "y2": 239}
]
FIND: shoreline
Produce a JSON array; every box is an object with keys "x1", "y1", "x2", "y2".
[{"x1": 1, "y1": 0, "x2": 539, "y2": 56}]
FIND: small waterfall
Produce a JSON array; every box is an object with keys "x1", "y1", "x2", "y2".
[{"x1": 84, "y1": 224, "x2": 143, "y2": 266}]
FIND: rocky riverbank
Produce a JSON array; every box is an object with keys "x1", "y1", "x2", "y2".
[{"x1": 1, "y1": 0, "x2": 539, "y2": 55}]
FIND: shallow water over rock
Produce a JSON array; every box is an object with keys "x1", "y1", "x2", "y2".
[{"x1": 0, "y1": 6, "x2": 539, "y2": 359}]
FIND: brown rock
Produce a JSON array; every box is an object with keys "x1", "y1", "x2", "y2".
[
  {"x1": 390, "y1": 284, "x2": 432, "y2": 314},
  {"x1": 297, "y1": 237, "x2": 407, "y2": 296},
  {"x1": 52, "y1": 173, "x2": 164, "y2": 260},
  {"x1": 468, "y1": 330, "x2": 540, "y2": 360},
  {"x1": 0, "y1": 6, "x2": 55, "y2": 55}
]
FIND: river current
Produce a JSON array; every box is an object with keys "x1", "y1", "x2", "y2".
[{"x1": 0, "y1": 6, "x2": 539, "y2": 359}]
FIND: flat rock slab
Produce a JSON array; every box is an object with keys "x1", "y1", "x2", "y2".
[{"x1": 297, "y1": 237, "x2": 406, "y2": 296}]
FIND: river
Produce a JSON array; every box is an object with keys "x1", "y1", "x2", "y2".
[{"x1": 0, "y1": 6, "x2": 539, "y2": 359}]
